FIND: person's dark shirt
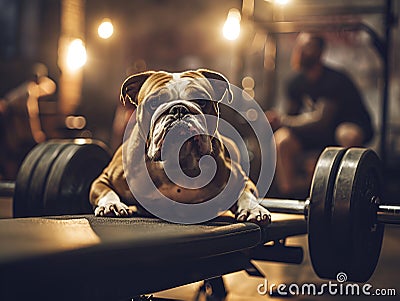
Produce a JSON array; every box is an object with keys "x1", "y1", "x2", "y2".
[{"x1": 285, "y1": 65, "x2": 373, "y2": 143}]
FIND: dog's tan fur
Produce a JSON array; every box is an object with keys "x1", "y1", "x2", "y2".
[{"x1": 90, "y1": 69, "x2": 270, "y2": 223}]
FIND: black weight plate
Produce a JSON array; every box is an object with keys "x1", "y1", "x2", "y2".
[
  {"x1": 43, "y1": 140, "x2": 111, "y2": 215},
  {"x1": 332, "y1": 148, "x2": 384, "y2": 282},
  {"x1": 13, "y1": 142, "x2": 53, "y2": 217},
  {"x1": 27, "y1": 142, "x2": 70, "y2": 216},
  {"x1": 308, "y1": 147, "x2": 347, "y2": 280},
  {"x1": 42, "y1": 143, "x2": 79, "y2": 214}
]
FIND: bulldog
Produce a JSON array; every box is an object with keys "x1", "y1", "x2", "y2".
[{"x1": 90, "y1": 69, "x2": 271, "y2": 224}]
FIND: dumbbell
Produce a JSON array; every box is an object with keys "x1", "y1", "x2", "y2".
[
  {"x1": 0, "y1": 139, "x2": 111, "y2": 217},
  {"x1": 260, "y1": 147, "x2": 398, "y2": 283}
]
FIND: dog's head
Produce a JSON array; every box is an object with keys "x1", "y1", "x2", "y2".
[{"x1": 121, "y1": 69, "x2": 232, "y2": 172}]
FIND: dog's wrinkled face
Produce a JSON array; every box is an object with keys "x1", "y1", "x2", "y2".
[
  {"x1": 121, "y1": 70, "x2": 232, "y2": 174},
  {"x1": 145, "y1": 78, "x2": 216, "y2": 164}
]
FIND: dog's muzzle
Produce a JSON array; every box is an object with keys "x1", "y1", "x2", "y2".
[{"x1": 147, "y1": 101, "x2": 212, "y2": 162}]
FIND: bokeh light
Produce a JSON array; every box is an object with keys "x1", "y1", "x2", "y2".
[
  {"x1": 66, "y1": 39, "x2": 87, "y2": 71},
  {"x1": 98, "y1": 18, "x2": 114, "y2": 39},
  {"x1": 223, "y1": 9, "x2": 241, "y2": 41}
]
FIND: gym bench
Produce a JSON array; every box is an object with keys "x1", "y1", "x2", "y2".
[{"x1": 0, "y1": 214, "x2": 306, "y2": 301}]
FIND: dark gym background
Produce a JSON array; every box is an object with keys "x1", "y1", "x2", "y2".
[{"x1": 0, "y1": 0, "x2": 399, "y2": 299}]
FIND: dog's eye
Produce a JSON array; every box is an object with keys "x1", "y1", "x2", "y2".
[
  {"x1": 147, "y1": 98, "x2": 159, "y2": 110},
  {"x1": 195, "y1": 99, "x2": 208, "y2": 108}
]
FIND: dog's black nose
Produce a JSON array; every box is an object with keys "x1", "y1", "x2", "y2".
[{"x1": 169, "y1": 105, "x2": 189, "y2": 120}]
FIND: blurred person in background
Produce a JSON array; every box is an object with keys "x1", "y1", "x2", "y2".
[
  {"x1": 266, "y1": 33, "x2": 373, "y2": 198},
  {"x1": 0, "y1": 63, "x2": 56, "y2": 179}
]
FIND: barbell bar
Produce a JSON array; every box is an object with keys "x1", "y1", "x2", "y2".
[
  {"x1": 260, "y1": 199, "x2": 400, "y2": 225},
  {"x1": 377, "y1": 205, "x2": 400, "y2": 224},
  {"x1": 0, "y1": 182, "x2": 15, "y2": 196}
]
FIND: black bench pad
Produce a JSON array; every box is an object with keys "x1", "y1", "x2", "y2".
[{"x1": 0, "y1": 214, "x2": 306, "y2": 300}]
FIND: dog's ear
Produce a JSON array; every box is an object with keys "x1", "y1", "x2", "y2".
[
  {"x1": 197, "y1": 69, "x2": 233, "y2": 103},
  {"x1": 120, "y1": 71, "x2": 155, "y2": 106}
]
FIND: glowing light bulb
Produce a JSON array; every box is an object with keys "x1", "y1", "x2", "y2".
[
  {"x1": 66, "y1": 39, "x2": 87, "y2": 71},
  {"x1": 223, "y1": 9, "x2": 241, "y2": 41},
  {"x1": 98, "y1": 18, "x2": 114, "y2": 39}
]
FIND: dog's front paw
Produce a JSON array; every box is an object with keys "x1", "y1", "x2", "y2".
[
  {"x1": 236, "y1": 190, "x2": 271, "y2": 224},
  {"x1": 94, "y1": 191, "x2": 133, "y2": 217}
]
